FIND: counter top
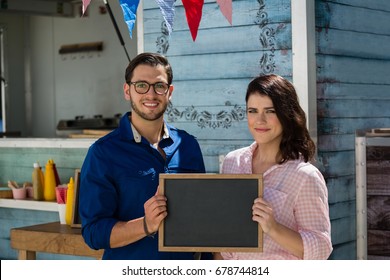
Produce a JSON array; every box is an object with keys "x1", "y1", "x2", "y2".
[
  {"x1": 10, "y1": 222, "x2": 103, "y2": 259},
  {"x1": 0, "y1": 138, "x2": 96, "y2": 148},
  {"x1": 0, "y1": 198, "x2": 58, "y2": 211}
]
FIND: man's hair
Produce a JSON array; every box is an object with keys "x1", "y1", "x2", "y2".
[
  {"x1": 125, "y1": 52, "x2": 173, "y2": 85},
  {"x1": 246, "y1": 74, "x2": 316, "y2": 163}
]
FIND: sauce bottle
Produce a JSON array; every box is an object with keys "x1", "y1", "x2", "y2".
[
  {"x1": 44, "y1": 159, "x2": 57, "y2": 201},
  {"x1": 65, "y1": 177, "x2": 74, "y2": 225},
  {"x1": 32, "y1": 162, "x2": 44, "y2": 201},
  {"x1": 51, "y1": 159, "x2": 61, "y2": 186}
]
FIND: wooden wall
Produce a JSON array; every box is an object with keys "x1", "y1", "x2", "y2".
[
  {"x1": 316, "y1": 0, "x2": 390, "y2": 259},
  {"x1": 0, "y1": 147, "x2": 88, "y2": 185},
  {"x1": 366, "y1": 146, "x2": 390, "y2": 258},
  {"x1": 143, "y1": 0, "x2": 292, "y2": 172}
]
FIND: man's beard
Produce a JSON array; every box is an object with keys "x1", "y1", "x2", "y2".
[{"x1": 130, "y1": 99, "x2": 167, "y2": 121}]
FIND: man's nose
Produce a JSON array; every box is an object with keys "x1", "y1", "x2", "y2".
[{"x1": 145, "y1": 85, "x2": 156, "y2": 95}]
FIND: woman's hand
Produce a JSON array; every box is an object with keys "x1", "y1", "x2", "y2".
[
  {"x1": 252, "y1": 197, "x2": 277, "y2": 233},
  {"x1": 252, "y1": 197, "x2": 304, "y2": 258}
]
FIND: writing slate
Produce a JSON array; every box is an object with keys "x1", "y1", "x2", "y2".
[{"x1": 158, "y1": 174, "x2": 263, "y2": 252}]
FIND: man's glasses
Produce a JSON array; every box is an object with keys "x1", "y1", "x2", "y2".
[{"x1": 128, "y1": 81, "x2": 170, "y2": 95}]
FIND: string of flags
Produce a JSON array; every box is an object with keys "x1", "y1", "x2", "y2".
[{"x1": 82, "y1": 0, "x2": 232, "y2": 41}]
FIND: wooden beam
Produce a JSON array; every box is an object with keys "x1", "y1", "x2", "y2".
[{"x1": 291, "y1": 0, "x2": 318, "y2": 146}]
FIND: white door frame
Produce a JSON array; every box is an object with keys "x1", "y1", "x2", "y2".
[{"x1": 291, "y1": 0, "x2": 318, "y2": 145}]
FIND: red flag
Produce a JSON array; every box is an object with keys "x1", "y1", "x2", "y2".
[
  {"x1": 216, "y1": 0, "x2": 232, "y2": 25},
  {"x1": 82, "y1": 0, "x2": 91, "y2": 15},
  {"x1": 182, "y1": 0, "x2": 204, "y2": 41}
]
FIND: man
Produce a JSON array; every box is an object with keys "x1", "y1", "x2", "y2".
[{"x1": 79, "y1": 52, "x2": 205, "y2": 260}]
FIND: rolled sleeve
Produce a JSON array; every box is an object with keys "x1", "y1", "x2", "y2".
[
  {"x1": 295, "y1": 169, "x2": 333, "y2": 259},
  {"x1": 300, "y1": 230, "x2": 333, "y2": 259}
]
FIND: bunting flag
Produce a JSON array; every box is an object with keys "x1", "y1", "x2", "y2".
[
  {"x1": 155, "y1": 0, "x2": 175, "y2": 35},
  {"x1": 119, "y1": 0, "x2": 140, "y2": 38},
  {"x1": 82, "y1": 0, "x2": 231, "y2": 41},
  {"x1": 216, "y1": 0, "x2": 232, "y2": 25},
  {"x1": 82, "y1": 0, "x2": 91, "y2": 15},
  {"x1": 182, "y1": 0, "x2": 204, "y2": 41}
]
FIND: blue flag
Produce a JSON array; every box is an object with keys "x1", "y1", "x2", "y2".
[
  {"x1": 119, "y1": 0, "x2": 140, "y2": 38},
  {"x1": 155, "y1": 0, "x2": 175, "y2": 35}
]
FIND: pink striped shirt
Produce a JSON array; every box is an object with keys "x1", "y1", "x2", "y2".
[{"x1": 221, "y1": 142, "x2": 333, "y2": 260}]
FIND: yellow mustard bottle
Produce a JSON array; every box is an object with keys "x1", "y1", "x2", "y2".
[
  {"x1": 44, "y1": 159, "x2": 56, "y2": 201},
  {"x1": 32, "y1": 162, "x2": 44, "y2": 201},
  {"x1": 65, "y1": 177, "x2": 74, "y2": 225}
]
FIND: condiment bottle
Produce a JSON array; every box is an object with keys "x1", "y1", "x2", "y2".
[
  {"x1": 65, "y1": 177, "x2": 74, "y2": 225},
  {"x1": 44, "y1": 159, "x2": 57, "y2": 201},
  {"x1": 51, "y1": 159, "x2": 61, "y2": 186},
  {"x1": 32, "y1": 162, "x2": 44, "y2": 201}
]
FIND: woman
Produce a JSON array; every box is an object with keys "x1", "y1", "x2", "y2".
[{"x1": 215, "y1": 74, "x2": 332, "y2": 260}]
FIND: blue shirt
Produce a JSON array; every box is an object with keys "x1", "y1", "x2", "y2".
[{"x1": 79, "y1": 112, "x2": 205, "y2": 260}]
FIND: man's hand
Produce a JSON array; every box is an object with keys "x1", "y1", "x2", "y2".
[{"x1": 143, "y1": 194, "x2": 167, "y2": 234}]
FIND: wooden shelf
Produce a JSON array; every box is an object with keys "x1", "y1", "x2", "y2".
[{"x1": 0, "y1": 198, "x2": 58, "y2": 212}]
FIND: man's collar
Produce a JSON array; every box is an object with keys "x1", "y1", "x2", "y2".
[
  {"x1": 130, "y1": 122, "x2": 142, "y2": 143},
  {"x1": 130, "y1": 121, "x2": 170, "y2": 143}
]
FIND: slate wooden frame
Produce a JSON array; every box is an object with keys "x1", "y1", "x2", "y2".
[
  {"x1": 71, "y1": 169, "x2": 82, "y2": 228},
  {"x1": 158, "y1": 173, "x2": 263, "y2": 252}
]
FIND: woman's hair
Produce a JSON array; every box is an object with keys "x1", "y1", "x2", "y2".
[
  {"x1": 245, "y1": 74, "x2": 315, "y2": 163},
  {"x1": 125, "y1": 52, "x2": 173, "y2": 85}
]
